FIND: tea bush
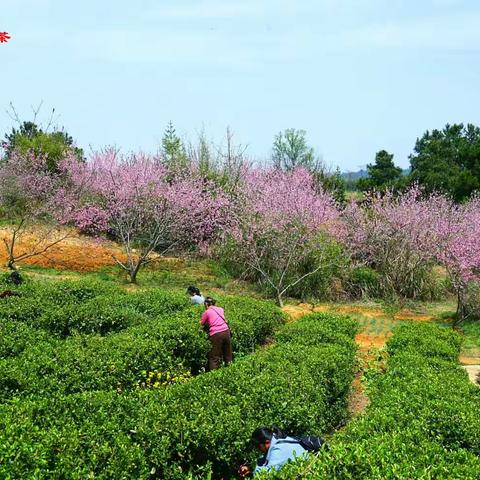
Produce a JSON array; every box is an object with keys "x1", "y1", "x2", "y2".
[
  {"x1": 0, "y1": 280, "x2": 189, "y2": 336},
  {"x1": 260, "y1": 322, "x2": 480, "y2": 479},
  {"x1": 0, "y1": 313, "x2": 357, "y2": 479},
  {"x1": 0, "y1": 319, "x2": 51, "y2": 359},
  {"x1": 0, "y1": 293, "x2": 285, "y2": 399}
]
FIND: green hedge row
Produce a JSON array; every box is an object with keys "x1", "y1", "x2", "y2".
[
  {"x1": 0, "y1": 280, "x2": 189, "y2": 336},
  {"x1": 0, "y1": 295, "x2": 285, "y2": 400},
  {"x1": 0, "y1": 313, "x2": 357, "y2": 479},
  {"x1": 260, "y1": 322, "x2": 480, "y2": 479}
]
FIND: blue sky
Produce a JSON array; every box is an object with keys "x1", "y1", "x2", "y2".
[{"x1": 1, "y1": 0, "x2": 480, "y2": 171}]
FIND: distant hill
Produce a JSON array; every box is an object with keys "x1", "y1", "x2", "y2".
[
  {"x1": 341, "y1": 168, "x2": 410, "y2": 180},
  {"x1": 341, "y1": 169, "x2": 368, "y2": 181}
]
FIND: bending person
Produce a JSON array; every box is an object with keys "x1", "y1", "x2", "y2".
[
  {"x1": 239, "y1": 427, "x2": 308, "y2": 477},
  {"x1": 200, "y1": 296, "x2": 232, "y2": 371},
  {"x1": 186, "y1": 286, "x2": 205, "y2": 305}
]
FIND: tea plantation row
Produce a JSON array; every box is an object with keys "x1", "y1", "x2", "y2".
[
  {"x1": 0, "y1": 278, "x2": 284, "y2": 400},
  {"x1": 260, "y1": 322, "x2": 480, "y2": 479},
  {"x1": 0, "y1": 312, "x2": 358, "y2": 479}
]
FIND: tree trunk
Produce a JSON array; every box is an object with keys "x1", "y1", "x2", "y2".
[
  {"x1": 129, "y1": 268, "x2": 138, "y2": 284},
  {"x1": 275, "y1": 291, "x2": 284, "y2": 308},
  {"x1": 454, "y1": 286, "x2": 467, "y2": 328}
]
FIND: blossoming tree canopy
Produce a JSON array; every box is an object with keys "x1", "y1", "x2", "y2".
[
  {"x1": 71, "y1": 150, "x2": 232, "y2": 282},
  {"x1": 225, "y1": 168, "x2": 342, "y2": 306},
  {"x1": 0, "y1": 149, "x2": 82, "y2": 269}
]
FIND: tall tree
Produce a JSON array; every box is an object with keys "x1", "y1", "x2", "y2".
[
  {"x1": 409, "y1": 123, "x2": 480, "y2": 202},
  {"x1": 271, "y1": 128, "x2": 318, "y2": 172},
  {"x1": 357, "y1": 150, "x2": 403, "y2": 192},
  {"x1": 161, "y1": 121, "x2": 189, "y2": 177}
]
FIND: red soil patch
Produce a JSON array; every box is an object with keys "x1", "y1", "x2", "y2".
[
  {"x1": 348, "y1": 374, "x2": 370, "y2": 415},
  {"x1": 355, "y1": 333, "x2": 390, "y2": 350},
  {"x1": 0, "y1": 228, "x2": 127, "y2": 272}
]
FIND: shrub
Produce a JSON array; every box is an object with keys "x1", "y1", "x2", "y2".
[
  {"x1": 0, "y1": 295, "x2": 284, "y2": 400},
  {"x1": 0, "y1": 313, "x2": 357, "y2": 479},
  {"x1": 0, "y1": 320, "x2": 51, "y2": 360},
  {"x1": 260, "y1": 322, "x2": 480, "y2": 479},
  {"x1": 37, "y1": 295, "x2": 147, "y2": 336},
  {"x1": 0, "y1": 280, "x2": 189, "y2": 337},
  {"x1": 346, "y1": 266, "x2": 381, "y2": 298},
  {"x1": 0, "y1": 279, "x2": 128, "y2": 334}
]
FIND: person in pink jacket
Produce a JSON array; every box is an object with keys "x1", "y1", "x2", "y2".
[{"x1": 200, "y1": 297, "x2": 233, "y2": 371}]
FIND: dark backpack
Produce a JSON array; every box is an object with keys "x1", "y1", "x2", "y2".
[{"x1": 277, "y1": 435, "x2": 324, "y2": 452}]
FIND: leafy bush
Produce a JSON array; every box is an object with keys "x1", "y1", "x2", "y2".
[
  {"x1": 0, "y1": 320, "x2": 51, "y2": 360},
  {"x1": 260, "y1": 322, "x2": 480, "y2": 479},
  {"x1": 346, "y1": 266, "x2": 381, "y2": 298},
  {"x1": 280, "y1": 238, "x2": 349, "y2": 301},
  {"x1": 0, "y1": 280, "x2": 189, "y2": 336},
  {"x1": 0, "y1": 279, "x2": 126, "y2": 332},
  {"x1": 0, "y1": 314, "x2": 357, "y2": 479},
  {"x1": 37, "y1": 294, "x2": 151, "y2": 336},
  {"x1": 0, "y1": 294, "x2": 284, "y2": 399}
]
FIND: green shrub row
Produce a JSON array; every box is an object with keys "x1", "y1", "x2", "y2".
[
  {"x1": 0, "y1": 313, "x2": 357, "y2": 479},
  {"x1": 0, "y1": 280, "x2": 189, "y2": 336},
  {"x1": 260, "y1": 322, "x2": 480, "y2": 479},
  {"x1": 0, "y1": 296, "x2": 285, "y2": 400}
]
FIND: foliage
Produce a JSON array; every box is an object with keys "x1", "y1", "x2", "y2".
[
  {"x1": 464, "y1": 282, "x2": 480, "y2": 321},
  {"x1": 0, "y1": 313, "x2": 357, "y2": 479},
  {"x1": 357, "y1": 150, "x2": 403, "y2": 192},
  {"x1": 220, "y1": 168, "x2": 343, "y2": 305},
  {"x1": 261, "y1": 322, "x2": 480, "y2": 479},
  {"x1": 345, "y1": 266, "x2": 381, "y2": 298},
  {"x1": 272, "y1": 128, "x2": 319, "y2": 172},
  {"x1": 313, "y1": 167, "x2": 347, "y2": 204},
  {"x1": 70, "y1": 149, "x2": 231, "y2": 282},
  {"x1": 409, "y1": 123, "x2": 480, "y2": 202},
  {"x1": 161, "y1": 121, "x2": 189, "y2": 179},
  {"x1": 343, "y1": 187, "x2": 441, "y2": 300},
  {"x1": 0, "y1": 281, "x2": 284, "y2": 400},
  {"x1": 0, "y1": 148, "x2": 84, "y2": 269},
  {"x1": 2, "y1": 120, "x2": 84, "y2": 171},
  {"x1": 281, "y1": 236, "x2": 349, "y2": 301}
]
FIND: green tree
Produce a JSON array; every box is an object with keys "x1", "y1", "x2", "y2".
[
  {"x1": 160, "y1": 121, "x2": 190, "y2": 180},
  {"x1": 272, "y1": 128, "x2": 318, "y2": 171},
  {"x1": 314, "y1": 167, "x2": 347, "y2": 204},
  {"x1": 3, "y1": 121, "x2": 84, "y2": 171},
  {"x1": 358, "y1": 150, "x2": 403, "y2": 192},
  {"x1": 409, "y1": 123, "x2": 480, "y2": 202}
]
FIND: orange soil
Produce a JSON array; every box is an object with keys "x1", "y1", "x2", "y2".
[
  {"x1": 348, "y1": 374, "x2": 370, "y2": 415},
  {"x1": 459, "y1": 355, "x2": 480, "y2": 366},
  {"x1": 355, "y1": 333, "x2": 390, "y2": 350},
  {"x1": 0, "y1": 228, "x2": 127, "y2": 272}
]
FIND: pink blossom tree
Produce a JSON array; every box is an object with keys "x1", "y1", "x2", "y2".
[
  {"x1": 221, "y1": 168, "x2": 342, "y2": 306},
  {"x1": 0, "y1": 149, "x2": 81, "y2": 270},
  {"x1": 342, "y1": 187, "x2": 443, "y2": 299},
  {"x1": 72, "y1": 150, "x2": 230, "y2": 283},
  {"x1": 343, "y1": 186, "x2": 480, "y2": 320},
  {"x1": 432, "y1": 196, "x2": 480, "y2": 322}
]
